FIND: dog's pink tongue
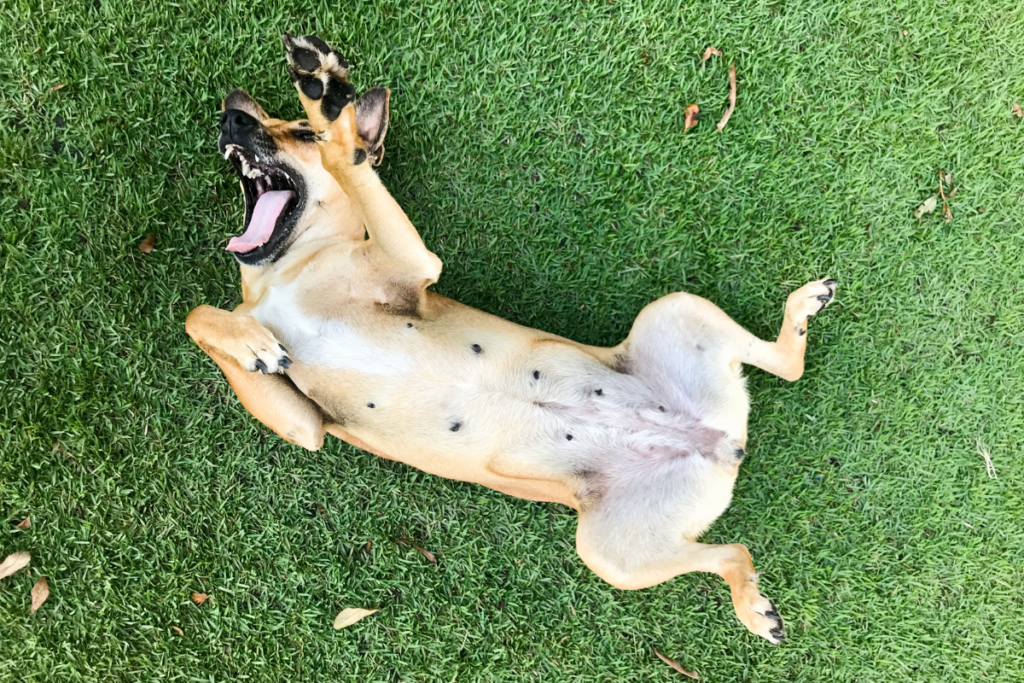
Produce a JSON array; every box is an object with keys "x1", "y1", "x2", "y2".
[{"x1": 226, "y1": 190, "x2": 295, "y2": 253}]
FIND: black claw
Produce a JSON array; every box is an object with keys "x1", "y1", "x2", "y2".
[
  {"x1": 278, "y1": 343, "x2": 288, "y2": 353},
  {"x1": 816, "y1": 294, "x2": 832, "y2": 302},
  {"x1": 279, "y1": 356, "x2": 293, "y2": 369},
  {"x1": 770, "y1": 625, "x2": 786, "y2": 641},
  {"x1": 254, "y1": 358, "x2": 268, "y2": 374},
  {"x1": 823, "y1": 278, "x2": 837, "y2": 286}
]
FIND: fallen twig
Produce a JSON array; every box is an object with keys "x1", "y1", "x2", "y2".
[
  {"x1": 717, "y1": 63, "x2": 737, "y2": 132},
  {"x1": 655, "y1": 648, "x2": 699, "y2": 679}
]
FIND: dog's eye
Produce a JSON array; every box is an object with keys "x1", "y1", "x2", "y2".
[{"x1": 293, "y1": 128, "x2": 317, "y2": 143}]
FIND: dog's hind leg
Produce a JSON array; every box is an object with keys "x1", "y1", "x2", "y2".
[
  {"x1": 280, "y1": 33, "x2": 442, "y2": 288},
  {"x1": 610, "y1": 278, "x2": 836, "y2": 439},
  {"x1": 574, "y1": 482, "x2": 786, "y2": 642},
  {"x1": 578, "y1": 524, "x2": 786, "y2": 642},
  {"x1": 186, "y1": 305, "x2": 325, "y2": 450}
]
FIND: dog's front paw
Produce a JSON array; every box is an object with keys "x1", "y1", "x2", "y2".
[
  {"x1": 282, "y1": 32, "x2": 355, "y2": 125},
  {"x1": 786, "y1": 277, "x2": 837, "y2": 335},
  {"x1": 226, "y1": 317, "x2": 293, "y2": 374}
]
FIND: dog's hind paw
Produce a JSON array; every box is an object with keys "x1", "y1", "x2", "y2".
[{"x1": 282, "y1": 32, "x2": 355, "y2": 123}]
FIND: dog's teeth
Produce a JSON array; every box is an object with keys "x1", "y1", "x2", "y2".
[{"x1": 240, "y1": 158, "x2": 263, "y2": 179}]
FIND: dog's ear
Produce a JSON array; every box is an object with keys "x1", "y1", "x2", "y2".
[
  {"x1": 354, "y1": 87, "x2": 390, "y2": 166},
  {"x1": 222, "y1": 88, "x2": 270, "y2": 121}
]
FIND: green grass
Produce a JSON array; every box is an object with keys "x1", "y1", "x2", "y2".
[{"x1": 2, "y1": 0, "x2": 1023, "y2": 680}]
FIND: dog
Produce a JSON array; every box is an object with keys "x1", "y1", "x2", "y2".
[{"x1": 186, "y1": 33, "x2": 836, "y2": 643}]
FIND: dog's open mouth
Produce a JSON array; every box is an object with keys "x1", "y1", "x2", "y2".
[{"x1": 223, "y1": 144, "x2": 299, "y2": 254}]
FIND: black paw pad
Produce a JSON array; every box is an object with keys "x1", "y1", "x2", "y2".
[
  {"x1": 299, "y1": 76, "x2": 324, "y2": 100},
  {"x1": 291, "y1": 46, "x2": 321, "y2": 72},
  {"x1": 322, "y1": 78, "x2": 355, "y2": 121},
  {"x1": 304, "y1": 35, "x2": 332, "y2": 57}
]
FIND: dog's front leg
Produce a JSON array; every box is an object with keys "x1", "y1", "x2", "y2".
[
  {"x1": 185, "y1": 305, "x2": 325, "y2": 450},
  {"x1": 281, "y1": 32, "x2": 442, "y2": 288}
]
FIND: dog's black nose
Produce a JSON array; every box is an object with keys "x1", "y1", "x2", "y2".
[{"x1": 220, "y1": 108, "x2": 258, "y2": 141}]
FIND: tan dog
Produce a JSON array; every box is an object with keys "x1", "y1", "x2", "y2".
[{"x1": 186, "y1": 33, "x2": 837, "y2": 643}]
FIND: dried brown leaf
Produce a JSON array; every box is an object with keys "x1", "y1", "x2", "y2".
[
  {"x1": 333, "y1": 607, "x2": 378, "y2": 629},
  {"x1": 17, "y1": 517, "x2": 31, "y2": 530},
  {"x1": 702, "y1": 46, "x2": 722, "y2": 62},
  {"x1": 190, "y1": 592, "x2": 209, "y2": 605},
  {"x1": 30, "y1": 576, "x2": 49, "y2": 614},
  {"x1": 942, "y1": 202, "x2": 953, "y2": 223},
  {"x1": 410, "y1": 542, "x2": 436, "y2": 564},
  {"x1": 0, "y1": 552, "x2": 31, "y2": 579},
  {"x1": 1013, "y1": 103, "x2": 1022, "y2": 119},
  {"x1": 49, "y1": 83, "x2": 66, "y2": 93},
  {"x1": 913, "y1": 196, "x2": 937, "y2": 220},
  {"x1": 138, "y1": 233, "x2": 156, "y2": 253},
  {"x1": 717, "y1": 63, "x2": 737, "y2": 133},
  {"x1": 655, "y1": 648, "x2": 699, "y2": 679},
  {"x1": 684, "y1": 104, "x2": 700, "y2": 131},
  {"x1": 170, "y1": 625, "x2": 184, "y2": 636}
]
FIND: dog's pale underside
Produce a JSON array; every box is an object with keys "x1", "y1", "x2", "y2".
[{"x1": 186, "y1": 33, "x2": 837, "y2": 643}]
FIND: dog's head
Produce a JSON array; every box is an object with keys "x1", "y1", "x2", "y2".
[{"x1": 216, "y1": 87, "x2": 389, "y2": 266}]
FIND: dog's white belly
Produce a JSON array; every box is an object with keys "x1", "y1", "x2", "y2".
[{"x1": 249, "y1": 283, "x2": 746, "y2": 520}]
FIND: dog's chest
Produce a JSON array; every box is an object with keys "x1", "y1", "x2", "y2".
[{"x1": 249, "y1": 284, "x2": 410, "y2": 375}]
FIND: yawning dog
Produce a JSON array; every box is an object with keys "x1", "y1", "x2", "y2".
[{"x1": 186, "y1": 33, "x2": 837, "y2": 643}]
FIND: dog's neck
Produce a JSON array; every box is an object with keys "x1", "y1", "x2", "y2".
[{"x1": 239, "y1": 191, "x2": 366, "y2": 304}]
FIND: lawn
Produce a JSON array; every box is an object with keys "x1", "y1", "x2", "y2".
[{"x1": 2, "y1": 0, "x2": 1023, "y2": 680}]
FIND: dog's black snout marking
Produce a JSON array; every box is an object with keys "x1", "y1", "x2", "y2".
[{"x1": 220, "y1": 108, "x2": 259, "y2": 142}]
